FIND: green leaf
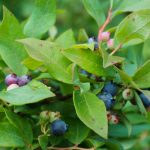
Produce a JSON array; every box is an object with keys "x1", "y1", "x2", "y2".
[
  {"x1": 55, "y1": 29, "x2": 76, "y2": 49},
  {"x1": 0, "y1": 7, "x2": 27, "y2": 75},
  {"x1": 85, "y1": 138, "x2": 105, "y2": 149},
  {"x1": 143, "y1": 38, "x2": 150, "y2": 61},
  {"x1": 78, "y1": 28, "x2": 88, "y2": 42},
  {"x1": 0, "y1": 80, "x2": 55, "y2": 105},
  {"x1": 18, "y1": 38, "x2": 73, "y2": 84},
  {"x1": 38, "y1": 135, "x2": 48, "y2": 150},
  {"x1": 62, "y1": 48, "x2": 105, "y2": 76},
  {"x1": 82, "y1": 0, "x2": 105, "y2": 26},
  {"x1": 72, "y1": 43, "x2": 95, "y2": 51},
  {"x1": 122, "y1": 44, "x2": 144, "y2": 76},
  {"x1": 100, "y1": 48, "x2": 124, "y2": 68},
  {"x1": 4, "y1": 109, "x2": 33, "y2": 145},
  {"x1": 22, "y1": 57, "x2": 43, "y2": 70},
  {"x1": 114, "y1": 67, "x2": 136, "y2": 87},
  {"x1": 24, "y1": 0, "x2": 56, "y2": 38},
  {"x1": 109, "y1": 124, "x2": 150, "y2": 138},
  {"x1": 125, "y1": 113, "x2": 147, "y2": 124},
  {"x1": 115, "y1": 10, "x2": 150, "y2": 45},
  {"x1": 0, "y1": 121, "x2": 25, "y2": 147},
  {"x1": 73, "y1": 91, "x2": 108, "y2": 138},
  {"x1": 122, "y1": 117, "x2": 132, "y2": 137},
  {"x1": 65, "y1": 119, "x2": 90, "y2": 144},
  {"x1": 132, "y1": 60, "x2": 150, "y2": 88},
  {"x1": 113, "y1": 0, "x2": 150, "y2": 17}
]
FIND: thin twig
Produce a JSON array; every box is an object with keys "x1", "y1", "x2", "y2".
[
  {"x1": 48, "y1": 146, "x2": 95, "y2": 150},
  {"x1": 109, "y1": 43, "x2": 122, "y2": 56},
  {"x1": 98, "y1": 8, "x2": 112, "y2": 35}
]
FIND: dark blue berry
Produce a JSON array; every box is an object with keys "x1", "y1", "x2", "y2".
[
  {"x1": 88, "y1": 37, "x2": 99, "y2": 50},
  {"x1": 103, "y1": 82, "x2": 118, "y2": 96},
  {"x1": 97, "y1": 92, "x2": 114, "y2": 110},
  {"x1": 5, "y1": 74, "x2": 18, "y2": 86},
  {"x1": 80, "y1": 69, "x2": 90, "y2": 76},
  {"x1": 88, "y1": 37, "x2": 95, "y2": 43},
  {"x1": 139, "y1": 93, "x2": 150, "y2": 107},
  {"x1": 17, "y1": 75, "x2": 31, "y2": 86},
  {"x1": 51, "y1": 119, "x2": 68, "y2": 136}
]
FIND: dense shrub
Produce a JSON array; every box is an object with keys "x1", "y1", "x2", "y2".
[{"x1": 0, "y1": 0, "x2": 150, "y2": 149}]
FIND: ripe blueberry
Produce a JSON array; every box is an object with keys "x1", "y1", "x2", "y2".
[
  {"x1": 103, "y1": 82, "x2": 118, "y2": 96},
  {"x1": 107, "y1": 39, "x2": 114, "y2": 49},
  {"x1": 17, "y1": 75, "x2": 31, "y2": 86},
  {"x1": 51, "y1": 119, "x2": 68, "y2": 136},
  {"x1": 5, "y1": 74, "x2": 18, "y2": 86},
  {"x1": 122, "y1": 89, "x2": 134, "y2": 100},
  {"x1": 98, "y1": 32, "x2": 110, "y2": 42},
  {"x1": 88, "y1": 37, "x2": 95, "y2": 43},
  {"x1": 97, "y1": 92, "x2": 115, "y2": 110},
  {"x1": 88, "y1": 37, "x2": 99, "y2": 50},
  {"x1": 139, "y1": 93, "x2": 150, "y2": 107},
  {"x1": 7, "y1": 84, "x2": 19, "y2": 91},
  {"x1": 80, "y1": 69, "x2": 90, "y2": 76}
]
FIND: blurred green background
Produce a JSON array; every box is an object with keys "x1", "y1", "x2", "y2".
[{"x1": 0, "y1": 0, "x2": 123, "y2": 38}]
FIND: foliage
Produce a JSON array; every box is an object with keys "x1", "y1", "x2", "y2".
[{"x1": 0, "y1": 0, "x2": 150, "y2": 149}]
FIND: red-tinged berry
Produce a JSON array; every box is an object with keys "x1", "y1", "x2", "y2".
[
  {"x1": 109, "y1": 115, "x2": 119, "y2": 124},
  {"x1": 5, "y1": 74, "x2": 18, "y2": 86},
  {"x1": 107, "y1": 111, "x2": 112, "y2": 120}
]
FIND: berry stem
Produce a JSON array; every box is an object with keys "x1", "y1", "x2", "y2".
[
  {"x1": 109, "y1": 43, "x2": 122, "y2": 56},
  {"x1": 98, "y1": 7, "x2": 112, "y2": 35},
  {"x1": 48, "y1": 147, "x2": 94, "y2": 150}
]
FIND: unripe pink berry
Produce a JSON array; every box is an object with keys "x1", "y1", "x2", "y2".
[
  {"x1": 7, "y1": 84, "x2": 19, "y2": 91},
  {"x1": 107, "y1": 39, "x2": 114, "y2": 49},
  {"x1": 98, "y1": 32, "x2": 110, "y2": 42}
]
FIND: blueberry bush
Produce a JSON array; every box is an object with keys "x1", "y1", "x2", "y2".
[{"x1": 0, "y1": 0, "x2": 150, "y2": 149}]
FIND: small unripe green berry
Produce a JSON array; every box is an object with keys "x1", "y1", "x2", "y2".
[
  {"x1": 40, "y1": 111, "x2": 50, "y2": 121},
  {"x1": 122, "y1": 89, "x2": 134, "y2": 100}
]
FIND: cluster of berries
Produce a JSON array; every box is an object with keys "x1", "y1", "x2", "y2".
[
  {"x1": 98, "y1": 31, "x2": 114, "y2": 50},
  {"x1": 5, "y1": 74, "x2": 31, "y2": 91},
  {"x1": 88, "y1": 31, "x2": 114, "y2": 50},
  {"x1": 40, "y1": 111, "x2": 68, "y2": 136},
  {"x1": 97, "y1": 82, "x2": 118, "y2": 110}
]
